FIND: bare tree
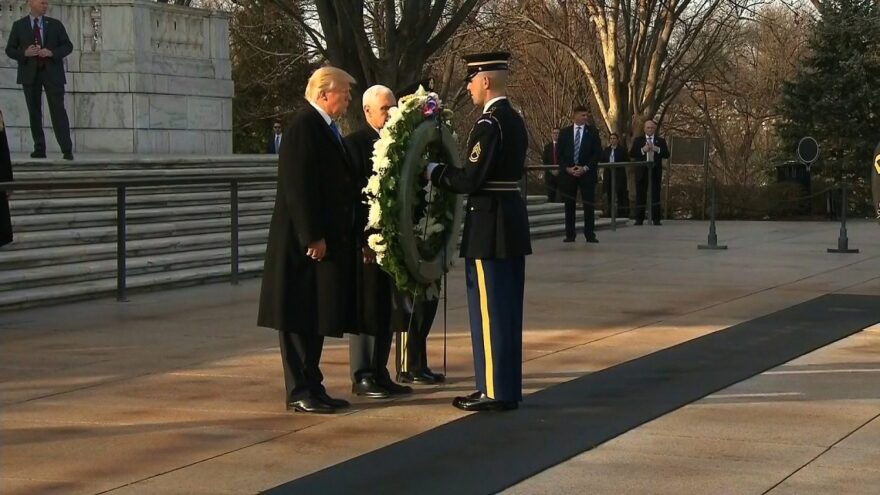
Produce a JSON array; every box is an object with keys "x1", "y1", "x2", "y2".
[
  {"x1": 266, "y1": 0, "x2": 486, "y2": 126},
  {"x1": 508, "y1": 0, "x2": 755, "y2": 140}
]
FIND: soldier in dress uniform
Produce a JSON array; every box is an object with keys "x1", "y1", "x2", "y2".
[{"x1": 428, "y1": 52, "x2": 532, "y2": 411}]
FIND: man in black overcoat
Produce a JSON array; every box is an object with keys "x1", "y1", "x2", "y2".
[
  {"x1": 601, "y1": 132, "x2": 630, "y2": 219},
  {"x1": 346, "y1": 84, "x2": 412, "y2": 398},
  {"x1": 4, "y1": 0, "x2": 74, "y2": 160},
  {"x1": 558, "y1": 106, "x2": 603, "y2": 243},
  {"x1": 257, "y1": 66, "x2": 359, "y2": 414}
]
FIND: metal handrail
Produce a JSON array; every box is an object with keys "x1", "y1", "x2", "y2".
[
  {"x1": 0, "y1": 174, "x2": 277, "y2": 302},
  {"x1": 525, "y1": 161, "x2": 653, "y2": 231}
]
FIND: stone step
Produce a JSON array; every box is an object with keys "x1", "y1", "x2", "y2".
[
  {"x1": 0, "y1": 244, "x2": 267, "y2": 291},
  {"x1": 9, "y1": 188, "x2": 277, "y2": 215},
  {"x1": 9, "y1": 182, "x2": 275, "y2": 201},
  {"x1": 11, "y1": 155, "x2": 275, "y2": 170},
  {"x1": 0, "y1": 260, "x2": 265, "y2": 311},
  {"x1": 10, "y1": 201, "x2": 276, "y2": 232},
  {"x1": 0, "y1": 229, "x2": 270, "y2": 269},
  {"x1": 13, "y1": 167, "x2": 277, "y2": 181},
  {"x1": 3, "y1": 214, "x2": 272, "y2": 250}
]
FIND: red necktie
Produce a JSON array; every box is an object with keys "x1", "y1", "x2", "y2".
[{"x1": 32, "y1": 18, "x2": 41, "y2": 46}]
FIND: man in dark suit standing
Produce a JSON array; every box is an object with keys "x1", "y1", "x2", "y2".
[
  {"x1": 629, "y1": 119, "x2": 670, "y2": 225},
  {"x1": 558, "y1": 106, "x2": 603, "y2": 243},
  {"x1": 4, "y1": 0, "x2": 73, "y2": 160},
  {"x1": 1, "y1": 110, "x2": 12, "y2": 248},
  {"x1": 601, "y1": 132, "x2": 629, "y2": 219},
  {"x1": 346, "y1": 84, "x2": 412, "y2": 399},
  {"x1": 266, "y1": 122, "x2": 283, "y2": 154},
  {"x1": 257, "y1": 66, "x2": 358, "y2": 414},
  {"x1": 542, "y1": 127, "x2": 560, "y2": 202}
]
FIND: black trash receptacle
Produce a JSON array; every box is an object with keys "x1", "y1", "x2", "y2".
[{"x1": 775, "y1": 161, "x2": 812, "y2": 215}]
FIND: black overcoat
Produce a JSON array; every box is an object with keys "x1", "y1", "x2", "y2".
[
  {"x1": 257, "y1": 105, "x2": 359, "y2": 337},
  {"x1": 0, "y1": 111, "x2": 11, "y2": 247}
]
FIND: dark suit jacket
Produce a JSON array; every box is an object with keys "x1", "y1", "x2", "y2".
[
  {"x1": 601, "y1": 145, "x2": 629, "y2": 186},
  {"x1": 542, "y1": 141, "x2": 559, "y2": 166},
  {"x1": 267, "y1": 133, "x2": 282, "y2": 154},
  {"x1": 629, "y1": 134, "x2": 670, "y2": 179},
  {"x1": 558, "y1": 124, "x2": 602, "y2": 182},
  {"x1": 346, "y1": 126, "x2": 393, "y2": 336},
  {"x1": 257, "y1": 105, "x2": 358, "y2": 337},
  {"x1": 1, "y1": 113, "x2": 12, "y2": 247},
  {"x1": 5, "y1": 16, "x2": 73, "y2": 86}
]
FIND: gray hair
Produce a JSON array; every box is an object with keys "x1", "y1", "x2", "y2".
[{"x1": 362, "y1": 85, "x2": 394, "y2": 109}]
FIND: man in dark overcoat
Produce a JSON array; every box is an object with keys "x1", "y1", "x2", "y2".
[
  {"x1": 1, "y1": 110, "x2": 12, "y2": 248},
  {"x1": 257, "y1": 66, "x2": 359, "y2": 414}
]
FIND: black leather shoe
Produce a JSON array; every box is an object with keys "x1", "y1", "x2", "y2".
[
  {"x1": 634, "y1": 220, "x2": 644, "y2": 226},
  {"x1": 376, "y1": 378, "x2": 412, "y2": 395},
  {"x1": 352, "y1": 377, "x2": 391, "y2": 398},
  {"x1": 287, "y1": 397, "x2": 339, "y2": 414},
  {"x1": 62, "y1": 153, "x2": 74, "y2": 161},
  {"x1": 452, "y1": 392, "x2": 518, "y2": 411},
  {"x1": 653, "y1": 220, "x2": 662, "y2": 226},
  {"x1": 315, "y1": 391, "x2": 350, "y2": 408},
  {"x1": 30, "y1": 151, "x2": 46, "y2": 159},
  {"x1": 399, "y1": 370, "x2": 438, "y2": 385},
  {"x1": 423, "y1": 368, "x2": 446, "y2": 383},
  {"x1": 586, "y1": 236, "x2": 599, "y2": 243},
  {"x1": 563, "y1": 237, "x2": 575, "y2": 243}
]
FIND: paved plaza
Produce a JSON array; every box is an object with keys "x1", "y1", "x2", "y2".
[{"x1": 1, "y1": 220, "x2": 879, "y2": 494}]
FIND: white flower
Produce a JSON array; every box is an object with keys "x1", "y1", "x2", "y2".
[
  {"x1": 367, "y1": 233, "x2": 387, "y2": 253},
  {"x1": 373, "y1": 138, "x2": 392, "y2": 160},
  {"x1": 364, "y1": 174, "x2": 382, "y2": 196},
  {"x1": 367, "y1": 201, "x2": 382, "y2": 228}
]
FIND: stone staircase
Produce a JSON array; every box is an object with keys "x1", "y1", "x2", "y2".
[{"x1": 0, "y1": 157, "x2": 625, "y2": 311}]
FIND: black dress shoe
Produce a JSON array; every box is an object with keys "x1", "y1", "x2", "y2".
[
  {"x1": 62, "y1": 153, "x2": 74, "y2": 161},
  {"x1": 399, "y1": 370, "x2": 438, "y2": 385},
  {"x1": 352, "y1": 377, "x2": 391, "y2": 398},
  {"x1": 563, "y1": 237, "x2": 575, "y2": 243},
  {"x1": 30, "y1": 151, "x2": 46, "y2": 159},
  {"x1": 423, "y1": 368, "x2": 446, "y2": 383},
  {"x1": 585, "y1": 235, "x2": 599, "y2": 243},
  {"x1": 634, "y1": 220, "x2": 644, "y2": 226},
  {"x1": 287, "y1": 397, "x2": 339, "y2": 414},
  {"x1": 452, "y1": 392, "x2": 518, "y2": 411},
  {"x1": 653, "y1": 220, "x2": 662, "y2": 226},
  {"x1": 315, "y1": 391, "x2": 350, "y2": 408},
  {"x1": 375, "y1": 377, "x2": 412, "y2": 395}
]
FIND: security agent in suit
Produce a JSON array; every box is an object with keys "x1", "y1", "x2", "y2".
[
  {"x1": 4, "y1": 0, "x2": 73, "y2": 160},
  {"x1": 1, "y1": 110, "x2": 12, "y2": 248},
  {"x1": 257, "y1": 66, "x2": 359, "y2": 414},
  {"x1": 558, "y1": 106, "x2": 603, "y2": 243},
  {"x1": 347, "y1": 85, "x2": 412, "y2": 399},
  {"x1": 629, "y1": 119, "x2": 670, "y2": 225},
  {"x1": 602, "y1": 133, "x2": 630, "y2": 219},
  {"x1": 428, "y1": 52, "x2": 532, "y2": 411},
  {"x1": 267, "y1": 122, "x2": 283, "y2": 154},
  {"x1": 542, "y1": 128, "x2": 560, "y2": 203}
]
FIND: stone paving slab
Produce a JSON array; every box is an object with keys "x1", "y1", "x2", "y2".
[{"x1": 0, "y1": 220, "x2": 878, "y2": 494}]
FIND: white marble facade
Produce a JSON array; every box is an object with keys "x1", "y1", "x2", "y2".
[{"x1": 0, "y1": 0, "x2": 232, "y2": 154}]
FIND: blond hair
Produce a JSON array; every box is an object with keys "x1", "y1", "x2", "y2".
[{"x1": 305, "y1": 66, "x2": 357, "y2": 103}]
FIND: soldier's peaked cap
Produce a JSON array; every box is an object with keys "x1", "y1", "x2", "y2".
[{"x1": 463, "y1": 51, "x2": 510, "y2": 81}]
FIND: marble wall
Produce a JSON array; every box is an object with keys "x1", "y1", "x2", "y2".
[{"x1": 0, "y1": 0, "x2": 232, "y2": 154}]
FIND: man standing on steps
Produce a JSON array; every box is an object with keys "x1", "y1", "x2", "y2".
[
  {"x1": 346, "y1": 84, "x2": 412, "y2": 399},
  {"x1": 558, "y1": 106, "x2": 602, "y2": 243},
  {"x1": 267, "y1": 122, "x2": 283, "y2": 154},
  {"x1": 5, "y1": 0, "x2": 74, "y2": 160}
]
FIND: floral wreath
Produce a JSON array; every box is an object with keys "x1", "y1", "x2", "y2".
[{"x1": 363, "y1": 87, "x2": 461, "y2": 298}]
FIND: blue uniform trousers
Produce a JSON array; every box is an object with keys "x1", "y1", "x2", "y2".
[{"x1": 465, "y1": 257, "x2": 525, "y2": 402}]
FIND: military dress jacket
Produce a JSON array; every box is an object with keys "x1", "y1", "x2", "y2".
[{"x1": 430, "y1": 98, "x2": 532, "y2": 259}]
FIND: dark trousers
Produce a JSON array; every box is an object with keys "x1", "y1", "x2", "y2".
[
  {"x1": 278, "y1": 331, "x2": 325, "y2": 402},
  {"x1": 635, "y1": 165, "x2": 663, "y2": 223},
  {"x1": 544, "y1": 171, "x2": 558, "y2": 203},
  {"x1": 465, "y1": 257, "x2": 525, "y2": 402},
  {"x1": 394, "y1": 292, "x2": 439, "y2": 374},
  {"x1": 349, "y1": 331, "x2": 393, "y2": 383},
  {"x1": 560, "y1": 173, "x2": 597, "y2": 239},
  {"x1": 603, "y1": 167, "x2": 629, "y2": 218},
  {"x1": 23, "y1": 72, "x2": 72, "y2": 154}
]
